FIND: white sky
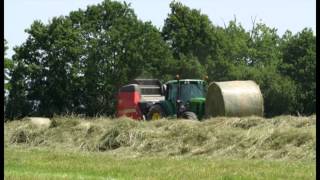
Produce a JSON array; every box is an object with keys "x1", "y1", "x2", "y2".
[{"x1": 4, "y1": 0, "x2": 316, "y2": 58}]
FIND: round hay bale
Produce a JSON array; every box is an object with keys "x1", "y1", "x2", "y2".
[
  {"x1": 205, "y1": 80, "x2": 264, "y2": 117},
  {"x1": 28, "y1": 117, "x2": 52, "y2": 128}
]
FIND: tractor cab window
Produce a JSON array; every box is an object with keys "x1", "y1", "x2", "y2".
[{"x1": 167, "y1": 81, "x2": 205, "y2": 103}]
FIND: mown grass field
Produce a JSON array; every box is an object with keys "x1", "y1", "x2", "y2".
[
  {"x1": 5, "y1": 146, "x2": 315, "y2": 180},
  {"x1": 4, "y1": 115, "x2": 316, "y2": 179}
]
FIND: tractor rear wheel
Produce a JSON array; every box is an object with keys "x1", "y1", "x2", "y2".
[
  {"x1": 146, "y1": 104, "x2": 166, "y2": 120},
  {"x1": 181, "y1": 111, "x2": 198, "y2": 120}
]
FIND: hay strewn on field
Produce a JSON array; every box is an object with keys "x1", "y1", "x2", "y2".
[{"x1": 4, "y1": 115, "x2": 316, "y2": 160}]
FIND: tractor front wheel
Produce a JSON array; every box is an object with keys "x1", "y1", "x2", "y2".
[
  {"x1": 181, "y1": 111, "x2": 198, "y2": 120},
  {"x1": 146, "y1": 104, "x2": 166, "y2": 121}
]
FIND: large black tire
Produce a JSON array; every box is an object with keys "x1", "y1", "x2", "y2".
[
  {"x1": 181, "y1": 111, "x2": 198, "y2": 120},
  {"x1": 146, "y1": 104, "x2": 166, "y2": 120}
]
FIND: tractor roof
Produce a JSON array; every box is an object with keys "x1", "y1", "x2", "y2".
[{"x1": 165, "y1": 79, "x2": 204, "y2": 84}]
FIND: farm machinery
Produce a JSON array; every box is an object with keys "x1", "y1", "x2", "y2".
[{"x1": 116, "y1": 76, "x2": 264, "y2": 120}]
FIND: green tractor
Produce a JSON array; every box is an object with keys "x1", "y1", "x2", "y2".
[{"x1": 146, "y1": 76, "x2": 207, "y2": 120}]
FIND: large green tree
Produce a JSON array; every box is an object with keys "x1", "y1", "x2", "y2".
[
  {"x1": 6, "y1": 0, "x2": 173, "y2": 119},
  {"x1": 279, "y1": 28, "x2": 316, "y2": 115},
  {"x1": 4, "y1": 39, "x2": 13, "y2": 91},
  {"x1": 162, "y1": 1, "x2": 217, "y2": 79},
  {"x1": 206, "y1": 21, "x2": 251, "y2": 81},
  {"x1": 161, "y1": 1, "x2": 314, "y2": 116},
  {"x1": 6, "y1": 1, "x2": 316, "y2": 119},
  {"x1": 4, "y1": 39, "x2": 14, "y2": 119},
  {"x1": 243, "y1": 23, "x2": 298, "y2": 117},
  {"x1": 5, "y1": 60, "x2": 32, "y2": 120}
]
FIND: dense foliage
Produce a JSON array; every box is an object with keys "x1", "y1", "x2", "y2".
[
  {"x1": 5, "y1": 0, "x2": 316, "y2": 119},
  {"x1": 4, "y1": 40, "x2": 13, "y2": 91}
]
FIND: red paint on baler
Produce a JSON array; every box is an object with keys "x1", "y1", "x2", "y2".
[{"x1": 116, "y1": 91, "x2": 142, "y2": 120}]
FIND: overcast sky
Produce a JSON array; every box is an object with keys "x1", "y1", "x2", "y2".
[{"x1": 4, "y1": 0, "x2": 316, "y2": 58}]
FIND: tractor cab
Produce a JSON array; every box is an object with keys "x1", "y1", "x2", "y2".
[
  {"x1": 164, "y1": 79, "x2": 207, "y2": 119},
  {"x1": 165, "y1": 79, "x2": 206, "y2": 103},
  {"x1": 145, "y1": 78, "x2": 207, "y2": 120}
]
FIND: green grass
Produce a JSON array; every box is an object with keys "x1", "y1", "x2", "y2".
[
  {"x1": 4, "y1": 115, "x2": 316, "y2": 179},
  {"x1": 5, "y1": 146, "x2": 315, "y2": 180}
]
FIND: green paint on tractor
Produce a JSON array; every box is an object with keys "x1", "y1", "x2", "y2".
[
  {"x1": 155, "y1": 79, "x2": 207, "y2": 120},
  {"x1": 188, "y1": 97, "x2": 206, "y2": 120}
]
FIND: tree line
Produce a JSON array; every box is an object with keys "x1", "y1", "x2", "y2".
[{"x1": 4, "y1": 0, "x2": 316, "y2": 120}]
